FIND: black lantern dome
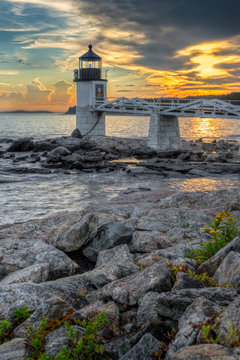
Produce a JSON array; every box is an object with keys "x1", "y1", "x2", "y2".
[{"x1": 78, "y1": 44, "x2": 102, "y2": 80}]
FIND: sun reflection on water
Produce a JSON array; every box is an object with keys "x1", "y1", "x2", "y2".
[{"x1": 168, "y1": 177, "x2": 240, "y2": 192}]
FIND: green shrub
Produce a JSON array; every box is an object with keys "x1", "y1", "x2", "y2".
[
  {"x1": 186, "y1": 211, "x2": 240, "y2": 263},
  {"x1": 13, "y1": 305, "x2": 31, "y2": 325},
  {"x1": 0, "y1": 320, "x2": 11, "y2": 345}
]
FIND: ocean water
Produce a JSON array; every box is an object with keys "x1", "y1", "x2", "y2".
[
  {"x1": 0, "y1": 112, "x2": 240, "y2": 141},
  {"x1": 0, "y1": 113, "x2": 240, "y2": 226}
]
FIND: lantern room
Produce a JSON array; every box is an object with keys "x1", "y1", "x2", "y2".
[{"x1": 74, "y1": 44, "x2": 102, "y2": 81}]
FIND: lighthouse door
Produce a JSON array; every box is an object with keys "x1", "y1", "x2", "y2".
[{"x1": 95, "y1": 84, "x2": 104, "y2": 101}]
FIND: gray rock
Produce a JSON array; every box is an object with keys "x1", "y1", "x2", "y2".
[
  {"x1": 85, "y1": 250, "x2": 139, "y2": 288},
  {"x1": 0, "y1": 273, "x2": 90, "y2": 323},
  {"x1": 166, "y1": 297, "x2": 222, "y2": 359},
  {"x1": 172, "y1": 272, "x2": 204, "y2": 291},
  {"x1": 93, "y1": 260, "x2": 171, "y2": 306},
  {"x1": 0, "y1": 239, "x2": 78, "y2": 281},
  {"x1": 0, "y1": 338, "x2": 30, "y2": 360},
  {"x1": 199, "y1": 237, "x2": 240, "y2": 276},
  {"x1": 96, "y1": 244, "x2": 131, "y2": 267},
  {"x1": 14, "y1": 295, "x2": 73, "y2": 338},
  {"x1": 213, "y1": 251, "x2": 240, "y2": 286},
  {"x1": 119, "y1": 333, "x2": 162, "y2": 360},
  {"x1": 55, "y1": 136, "x2": 96, "y2": 151},
  {"x1": 155, "y1": 288, "x2": 238, "y2": 320},
  {"x1": 129, "y1": 230, "x2": 176, "y2": 253},
  {"x1": 48, "y1": 146, "x2": 71, "y2": 157},
  {"x1": 170, "y1": 344, "x2": 240, "y2": 359},
  {"x1": 44, "y1": 326, "x2": 83, "y2": 357},
  {"x1": 71, "y1": 128, "x2": 82, "y2": 138},
  {"x1": 82, "y1": 221, "x2": 133, "y2": 262},
  {"x1": 137, "y1": 292, "x2": 161, "y2": 325},
  {"x1": 215, "y1": 295, "x2": 240, "y2": 346},
  {"x1": 135, "y1": 252, "x2": 162, "y2": 268},
  {"x1": 77, "y1": 301, "x2": 120, "y2": 324},
  {"x1": 0, "y1": 263, "x2": 49, "y2": 285},
  {"x1": 7, "y1": 138, "x2": 33, "y2": 152},
  {"x1": 51, "y1": 213, "x2": 98, "y2": 252}
]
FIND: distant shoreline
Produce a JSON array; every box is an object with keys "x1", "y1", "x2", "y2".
[{"x1": 0, "y1": 110, "x2": 54, "y2": 114}]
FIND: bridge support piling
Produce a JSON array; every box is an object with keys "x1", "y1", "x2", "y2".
[
  {"x1": 76, "y1": 106, "x2": 105, "y2": 136},
  {"x1": 147, "y1": 113, "x2": 181, "y2": 150}
]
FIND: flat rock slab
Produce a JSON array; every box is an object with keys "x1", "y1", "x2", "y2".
[
  {"x1": 170, "y1": 344, "x2": 240, "y2": 360},
  {"x1": 90, "y1": 260, "x2": 171, "y2": 306}
]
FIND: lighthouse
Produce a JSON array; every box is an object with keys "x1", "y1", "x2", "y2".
[{"x1": 73, "y1": 44, "x2": 107, "y2": 136}]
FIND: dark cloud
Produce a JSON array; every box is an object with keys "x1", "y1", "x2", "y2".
[{"x1": 76, "y1": 0, "x2": 240, "y2": 71}]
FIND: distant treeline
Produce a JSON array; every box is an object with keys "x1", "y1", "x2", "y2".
[{"x1": 65, "y1": 92, "x2": 240, "y2": 114}]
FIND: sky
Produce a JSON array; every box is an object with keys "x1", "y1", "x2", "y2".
[{"x1": 0, "y1": 0, "x2": 240, "y2": 111}]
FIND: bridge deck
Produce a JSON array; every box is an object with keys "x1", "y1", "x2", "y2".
[{"x1": 94, "y1": 97, "x2": 240, "y2": 119}]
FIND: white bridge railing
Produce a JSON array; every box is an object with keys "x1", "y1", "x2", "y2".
[{"x1": 93, "y1": 97, "x2": 240, "y2": 119}]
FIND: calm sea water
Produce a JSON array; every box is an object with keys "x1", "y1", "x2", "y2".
[
  {"x1": 0, "y1": 113, "x2": 240, "y2": 225},
  {"x1": 0, "y1": 112, "x2": 240, "y2": 141}
]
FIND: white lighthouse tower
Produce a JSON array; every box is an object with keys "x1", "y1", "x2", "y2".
[{"x1": 73, "y1": 44, "x2": 107, "y2": 136}]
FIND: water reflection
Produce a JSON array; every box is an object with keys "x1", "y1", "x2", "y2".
[{"x1": 168, "y1": 177, "x2": 240, "y2": 192}]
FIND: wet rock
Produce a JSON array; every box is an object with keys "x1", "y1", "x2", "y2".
[
  {"x1": 7, "y1": 138, "x2": 33, "y2": 152},
  {"x1": 166, "y1": 297, "x2": 222, "y2": 359},
  {"x1": 48, "y1": 146, "x2": 71, "y2": 157},
  {"x1": 215, "y1": 295, "x2": 240, "y2": 347},
  {"x1": 14, "y1": 295, "x2": 73, "y2": 338},
  {"x1": 82, "y1": 221, "x2": 133, "y2": 262},
  {"x1": 172, "y1": 272, "x2": 204, "y2": 291},
  {"x1": 170, "y1": 344, "x2": 240, "y2": 359},
  {"x1": 213, "y1": 251, "x2": 240, "y2": 286},
  {"x1": 119, "y1": 333, "x2": 162, "y2": 360},
  {"x1": 92, "y1": 260, "x2": 171, "y2": 306},
  {"x1": 0, "y1": 239, "x2": 78, "y2": 281},
  {"x1": 199, "y1": 237, "x2": 240, "y2": 276},
  {"x1": 55, "y1": 136, "x2": 96, "y2": 151},
  {"x1": 0, "y1": 338, "x2": 30, "y2": 360},
  {"x1": 44, "y1": 326, "x2": 83, "y2": 357},
  {"x1": 0, "y1": 263, "x2": 49, "y2": 285},
  {"x1": 51, "y1": 213, "x2": 98, "y2": 252},
  {"x1": 71, "y1": 128, "x2": 82, "y2": 138},
  {"x1": 155, "y1": 288, "x2": 238, "y2": 320},
  {"x1": 129, "y1": 230, "x2": 176, "y2": 252},
  {"x1": 78, "y1": 301, "x2": 120, "y2": 324},
  {"x1": 96, "y1": 244, "x2": 131, "y2": 267}
]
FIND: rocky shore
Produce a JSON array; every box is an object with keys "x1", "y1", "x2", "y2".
[{"x1": 0, "y1": 132, "x2": 240, "y2": 359}]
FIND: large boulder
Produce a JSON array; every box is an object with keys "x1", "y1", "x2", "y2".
[
  {"x1": 170, "y1": 344, "x2": 240, "y2": 360},
  {"x1": 166, "y1": 297, "x2": 222, "y2": 359},
  {"x1": 89, "y1": 260, "x2": 171, "y2": 306},
  {"x1": 199, "y1": 237, "x2": 240, "y2": 276},
  {"x1": 129, "y1": 230, "x2": 176, "y2": 253},
  {"x1": 213, "y1": 251, "x2": 240, "y2": 286},
  {"x1": 0, "y1": 338, "x2": 30, "y2": 360},
  {"x1": 7, "y1": 138, "x2": 33, "y2": 152},
  {"x1": 50, "y1": 213, "x2": 98, "y2": 252},
  {"x1": 0, "y1": 239, "x2": 78, "y2": 281},
  {"x1": 119, "y1": 333, "x2": 162, "y2": 360},
  {"x1": 82, "y1": 221, "x2": 133, "y2": 262},
  {"x1": 0, "y1": 263, "x2": 49, "y2": 285},
  {"x1": 154, "y1": 288, "x2": 238, "y2": 320},
  {"x1": 71, "y1": 128, "x2": 82, "y2": 138},
  {"x1": 172, "y1": 272, "x2": 204, "y2": 291},
  {"x1": 215, "y1": 295, "x2": 240, "y2": 346}
]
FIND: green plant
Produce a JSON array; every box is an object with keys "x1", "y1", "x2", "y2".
[
  {"x1": 13, "y1": 305, "x2": 31, "y2": 325},
  {"x1": 0, "y1": 320, "x2": 11, "y2": 345},
  {"x1": 225, "y1": 323, "x2": 240, "y2": 347},
  {"x1": 55, "y1": 312, "x2": 109, "y2": 360},
  {"x1": 201, "y1": 323, "x2": 221, "y2": 344},
  {"x1": 27, "y1": 317, "x2": 48, "y2": 360},
  {"x1": 186, "y1": 211, "x2": 240, "y2": 263},
  {"x1": 187, "y1": 269, "x2": 217, "y2": 287},
  {"x1": 166, "y1": 260, "x2": 188, "y2": 282}
]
